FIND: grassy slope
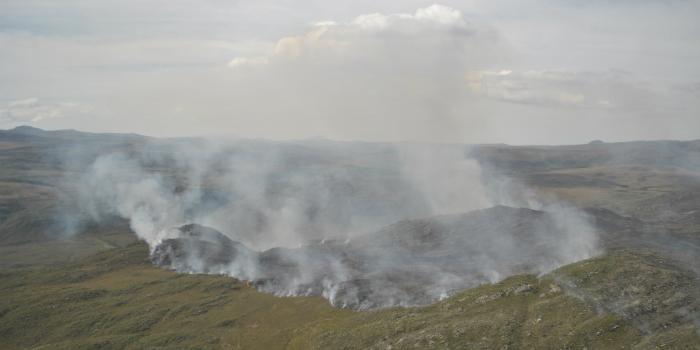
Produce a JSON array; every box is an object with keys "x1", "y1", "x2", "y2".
[
  {"x1": 0, "y1": 232, "x2": 136, "y2": 271},
  {"x1": 1, "y1": 132, "x2": 699, "y2": 349},
  {"x1": 1, "y1": 242, "x2": 697, "y2": 349}
]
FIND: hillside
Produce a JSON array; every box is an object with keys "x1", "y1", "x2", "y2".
[
  {"x1": 152, "y1": 205, "x2": 600, "y2": 309},
  {"x1": 0, "y1": 242, "x2": 697, "y2": 349},
  {"x1": 0, "y1": 127, "x2": 699, "y2": 349}
]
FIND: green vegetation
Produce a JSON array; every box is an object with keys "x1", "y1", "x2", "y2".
[
  {"x1": 1, "y1": 242, "x2": 697, "y2": 349},
  {"x1": 0, "y1": 232, "x2": 136, "y2": 270},
  {"x1": 1, "y1": 129, "x2": 699, "y2": 349}
]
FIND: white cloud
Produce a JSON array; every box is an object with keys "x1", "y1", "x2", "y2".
[
  {"x1": 241, "y1": 4, "x2": 479, "y2": 64},
  {"x1": 0, "y1": 98, "x2": 89, "y2": 126},
  {"x1": 0, "y1": 2, "x2": 698, "y2": 143},
  {"x1": 414, "y1": 4, "x2": 464, "y2": 25},
  {"x1": 210, "y1": 4, "x2": 503, "y2": 141},
  {"x1": 227, "y1": 57, "x2": 270, "y2": 68},
  {"x1": 352, "y1": 13, "x2": 391, "y2": 31},
  {"x1": 313, "y1": 21, "x2": 338, "y2": 27},
  {"x1": 468, "y1": 69, "x2": 657, "y2": 109}
]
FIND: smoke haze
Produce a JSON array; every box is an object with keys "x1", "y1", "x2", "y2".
[{"x1": 69, "y1": 138, "x2": 601, "y2": 308}]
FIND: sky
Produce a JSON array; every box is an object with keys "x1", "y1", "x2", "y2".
[{"x1": 0, "y1": 0, "x2": 698, "y2": 144}]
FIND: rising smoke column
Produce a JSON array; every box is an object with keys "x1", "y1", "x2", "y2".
[{"x1": 72, "y1": 138, "x2": 600, "y2": 308}]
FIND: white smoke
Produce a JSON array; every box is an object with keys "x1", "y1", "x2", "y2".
[
  {"x1": 397, "y1": 143, "x2": 491, "y2": 214},
  {"x1": 71, "y1": 138, "x2": 601, "y2": 308},
  {"x1": 79, "y1": 153, "x2": 185, "y2": 245}
]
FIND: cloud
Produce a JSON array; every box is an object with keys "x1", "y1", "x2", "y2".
[
  {"x1": 0, "y1": 2, "x2": 697, "y2": 143},
  {"x1": 228, "y1": 56, "x2": 269, "y2": 68},
  {"x1": 467, "y1": 69, "x2": 656, "y2": 109},
  {"x1": 675, "y1": 82, "x2": 700, "y2": 97},
  {"x1": 235, "y1": 4, "x2": 487, "y2": 64},
  {"x1": 0, "y1": 98, "x2": 89, "y2": 126},
  {"x1": 214, "y1": 4, "x2": 503, "y2": 142}
]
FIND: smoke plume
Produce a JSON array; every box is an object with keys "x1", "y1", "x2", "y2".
[{"x1": 70, "y1": 138, "x2": 601, "y2": 308}]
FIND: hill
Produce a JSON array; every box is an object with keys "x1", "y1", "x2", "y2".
[
  {"x1": 0, "y1": 242, "x2": 697, "y2": 349},
  {"x1": 152, "y1": 206, "x2": 600, "y2": 309},
  {"x1": 0, "y1": 126, "x2": 698, "y2": 349}
]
